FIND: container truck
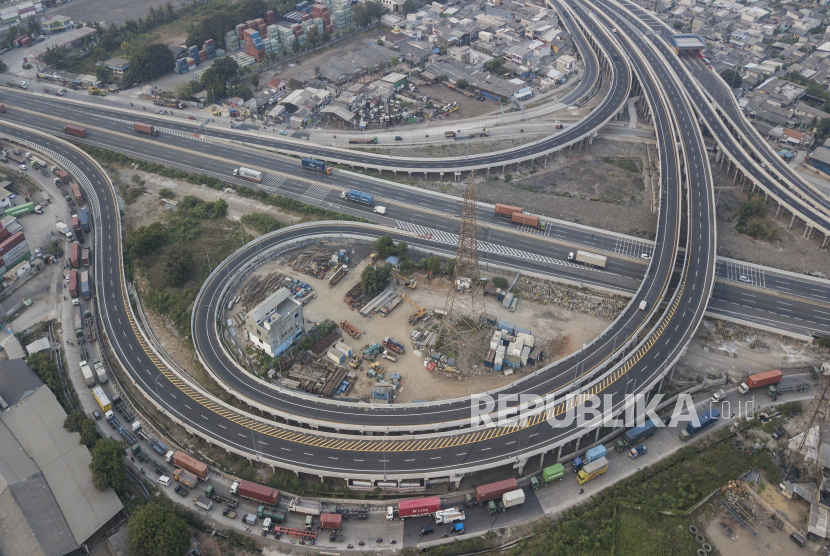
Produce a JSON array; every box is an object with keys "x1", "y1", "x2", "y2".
[
  {"x1": 288, "y1": 498, "x2": 321, "y2": 516},
  {"x1": 205, "y1": 485, "x2": 239, "y2": 508},
  {"x1": 576, "y1": 456, "x2": 609, "y2": 485},
  {"x1": 133, "y1": 122, "x2": 159, "y2": 136},
  {"x1": 301, "y1": 158, "x2": 332, "y2": 174},
  {"x1": 738, "y1": 369, "x2": 783, "y2": 394},
  {"x1": 174, "y1": 468, "x2": 199, "y2": 488},
  {"x1": 166, "y1": 451, "x2": 210, "y2": 480},
  {"x1": 82, "y1": 248, "x2": 90, "y2": 267},
  {"x1": 81, "y1": 271, "x2": 90, "y2": 300},
  {"x1": 70, "y1": 214, "x2": 80, "y2": 233},
  {"x1": 679, "y1": 408, "x2": 719, "y2": 441},
  {"x1": 542, "y1": 463, "x2": 565, "y2": 483},
  {"x1": 348, "y1": 136, "x2": 378, "y2": 144},
  {"x1": 79, "y1": 208, "x2": 90, "y2": 232},
  {"x1": 233, "y1": 167, "x2": 263, "y2": 182},
  {"x1": 568, "y1": 250, "x2": 607, "y2": 269},
  {"x1": 193, "y1": 495, "x2": 212, "y2": 511},
  {"x1": 80, "y1": 361, "x2": 95, "y2": 387},
  {"x1": 768, "y1": 383, "x2": 810, "y2": 398},
  {"x1": 341, "y1": 190, "x2": 374, "y2": 206},
  {"x1": 615, "y1": 420, "x2": 658, "y2": 451},
  {"x1": 495, "y1": 203, "x2": 522, "y2": 217},
  {"x1": 68, "y1": 269, "x2": 79, "y2": 298},
  {"x1": 383, "y1": 336, "x2": 404, "y2": 354},
  {"x1": 73, "y1": 305, "x2": 83, "y2": 337},
  {"x1": 257, "y1": 505, "x2": 286, "y2": 522},
  {"x1": 502, "y1": 489, "x2": 525, "y2": 509},
  {"x1": 511, "y1": 212, "x2": 544, "y2": 230},
  {"x1": 476, "y1": 478, "x2": 518, "y2": 503},
  {"x1": 55, "y1": 170, "x2": 70, "y2": 184},
  {"x1": 444, "y1": 131, "x2": 456, "y2": 138},
  {"x1": 230, "y1": 480, "x2": 279, "y2": 505},
  {"x1": 434, "y1": 507, "x2": 465, "y2": 524},
  {"x1": 70, "y1": 241, "x2": 80, "y2": 268},
  {"x1": 64, "y1": 124, "x2": 87, "y2": 137},
  {"x1": 31, "y1": 157, "x2": 46, "y2": 170},
  {"x1": 573, "y1": 445, "x2": 606, "y2": 472},
  {"x1": 387, "y1": 496, "x2": 441, "y2": 520},
  {"x1": 320, "y1": 513, "x2": 342, "y2": 530},
  {"x1": 94, "y1": 360, "x2": 107, "y2": 383},
  {"x1": 70, "y1": 182, "x2": 83, "y2": 205},
  {"x1": 92, "y1": 386, "x2": 111, "y2": 412}
]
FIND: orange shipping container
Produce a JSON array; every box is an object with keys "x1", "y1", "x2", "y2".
[
  {"x1": 171, "y1": 451, "x2": 210, "y2": 480},
  {"x1": 495, "y1": 203, "x2": 522, "y2": 216}
]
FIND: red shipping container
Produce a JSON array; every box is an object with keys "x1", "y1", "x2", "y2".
[
  {"x1": 320, "y1": 513, "x2": 341, "y2": 530},
  {"x1": 69, "y1": 269, "x2": 78, "y2": 298},
  {"x1": 495, "y1": 203, "x2": 522, "y2": 216},
  {"x1": 204, "y1": 38, "x2": 214, "y2": 47},
  {"x1": 511, "y1": 212, "x2": 539, "y2": 227},
  {"x1": 0, "y1": 226, "x2": 9, "y2": 243},
  {"x1": 199, "y1": 50, "x2": 207, "y2": 61},
  {"x1": 56, "y1": 170, "x2": 70, "y2": 183},
  {"x1": 71, "y1": 215, "x2": 81, "y2": 234},
  {"x1": 70, "y1": 241, "x2": 80, "y2": 268},
  {"x1": 398, "y1": 496, "x2": 441, "y2": 518},
  {"x1": 20, "y1": 36, "x2": 31, "y2": 46},
  {"x1": 235, "y1": 480, "x2": 279, "y2": 505},
  {"x1": 325, "y1": 24, "x2": 334, "y2": 33},
  {"x1": 301, "y1": 13, "x2": 311, "y2": 21},
  {"x1": 82, "y1": 248, "x2": 90, "y2": 266},
  {"x1": 255, "y1": 18, "x2": 264, "y2": 26},
  {"x1": 744, "y1": 370, "x2": 783, "y2": 390},
  {"x1": 475, "y1": 479, "x2": 518, "y2": 503},
  {"x1": 265, "y1": 10, "x2": 275, "y2": 25},
  {"x1": 170, "y1": 451, "x2": 210, "y2": 480}
]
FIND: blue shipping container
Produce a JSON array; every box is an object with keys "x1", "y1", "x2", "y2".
[
  {"x1": 585, "y1": 445, "x2": 606, "y2": 463},
  {"x1": 624, "y1": 419, "x2": 658, "y2": 445}
]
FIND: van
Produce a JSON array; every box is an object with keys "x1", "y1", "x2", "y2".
[
  {"x1": 374, "y1": 206, "x2": 387, "y2": 215},
  {"x1": 790, "y1": 532, "x2": 806, "y2": 547},
  {"x1": 395, "y1": 136, "x2": 403, "y2": 141},
  {"x1": 419, "y1": 525, "x2": 434, "y2": 536},
  {"x1": 639, "y1": 300, "x2": 647, "y2": 311},
  {"x1": 158, "y1": 476, "x2": 172, "y2": 487}
]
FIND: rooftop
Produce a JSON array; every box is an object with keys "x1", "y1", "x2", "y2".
[{"x1": 250, "y1": 288, "x2": 301, "y2": 327}]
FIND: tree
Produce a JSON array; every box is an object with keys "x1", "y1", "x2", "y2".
[
  {"x1": 720, "y1": 68, "x2": 743, "y2": 89},
  {"x1": 128, "y1": 502, "x2": 190, "y2": 556},
  {"x1": 321, "y1": 30, "x2": 331, "y2": 43},
  {"x1": 42, "y1": 45, "x2": 68, "y2": 68},
  {"x1": 162, "y1": 249, "x2": 193, "y2": 288},
  {"x1": 229, "y1": 84, "x2": 253, "y2": 100},
  {"x1": 490, "y1": 276, "x2": 509, "y2": 289},
  {"x1": 250, "y1": 73, "x2": 260, "y2": 90},
  {"x1": 124, "y1": 43, "x2": 175, "y2": 86},
  {"x1": 402, "y1": 0, "x2": 417, "y2": 16},
  {"x1": 672, "y1": 20, "x2": 683, "y2": 30},
  {"x1": 456, "y1": 79, "x2": 469, "y2": 89},
  {"x1": 291, "y1": 38, "x2": 301, "y2": 53},
  {"x1": 95, "y1": 64, "x2": 115, "y2": 84},
  {"x1": 79, "y1": 418, "x2": 99, "y2": 448},
  {"x1": 372, "y1": 234, "x2": 407, "y2": 257},
  {"x1": 88, "y1": 437, "x2": 126, "y2": 492},
  {"x1": 175, "y1": 81, "x2": 194, "y2": 99},
  {"x1": 361, "y1": 265, "x2": 392, "y2": 297}
]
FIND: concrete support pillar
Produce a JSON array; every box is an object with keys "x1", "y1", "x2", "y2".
[
  {"x1": 320, "y1": 475, "x2": 325, "y2": 483},
  {"x1": 733, "y1": 170, "x2": 738, "y2": 184},
  {"x1": 408, "y1": 171, "x2": 411, "y2": 177},
  {"x1": 823, "y1": 234, "x2": 828, "y2": 248},
  {"x1": 502, "y1": 165, "x2": 505, "y2": 176},
  {"x1": 544, "y1": 153, "x2": 547, "y2": 167},
  {"x1": 516, "y1": 459, "x2": 527, "y2": 476},
  {"x1": 595, "y1": 427, "x2": 601, "y2": 442},
  {"x1": 454, "y1": 476, "x2": 462, "y2": 488},
  {"x1": 557, "y1": 444, "x2": 563, "y2": 461},
  {"x1": 790, "y1": 214, "x2": 797, "y2": 229},
  {"x1": 588, "y1": 134, "x2": 594, "y2": 145},
  {"x1": 658, "y1": 374, "x2": 665, "y2": 394},
  {"x1": 574, "y1": 436, "x2": 581, "y2": 453},
  {"x1": 579, "y1": 140, "x2": 583, "y2": 153},
  {"x1": 720, "y1": 154, "x2": 725, "y2": 168},
  {"x1": 776, "y1": 203, "x2": 782, "y2": 219},
  {"x1": 295, "y1": 470, "x2": 300, "y2": 477},
  {"x1": 539, "y1": 452, "x2": 545, "y2": 469},
  {"x1": 486, "y1": 167, "x2": 490, "y2": 177},
  {"x1": 804, "y1": 225, "x2": 811, "y2": 238},
  {"x1": 439, "y1": 172, "x2": 443, "y2": 181}
]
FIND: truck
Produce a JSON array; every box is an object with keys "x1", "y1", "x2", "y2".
[
  {"x1": 445, "y1": 131, "x2": 456, "y2": 138},
  {"x1": 71, "y1": 215, "x2": 82, "y2": 235},
  {"x1": 386, "y1": 496, "x2": 441, "y2": 520},
  {"x1": 133, "y1": 122, "x2": 159, "y2": 136},
  {"x1": 79, "y1": 208, "x2": 90, "y2": 232},
  {"x1": 449, "y1": 523, "x2": 465, "y2": 534},
  {"x1": 320, "y1": 513, "x2": 342, "y2": 530},
  {"x1": 301, "y1": 158, "x2": 332, "y2": 174},
  {"x1": 679, "y1": 408, "x2": 719, "y2": 441},
  {"x1": 257, "y1": 505, "x2": 286, "y2": 522},
  {"x1": 70, "y1": 241, "x2": 80, "y2": 268},
  {"x1": 230, "y1": 480, "x2": 279, "y2": 505},
  {"x1": 341, "y1": 190, "x2": 374, "y2": 206},
  {"x1": 70, "y1": 182, "x2": 84, "y2": 205},
  {"x1": 511, "y1": 212, "x2": 544, "y2": 230},
  {"x1": 576, "y1": 456, "x2": 609, "y2": 485},
  {"x1": 193, "y1": 495, "x2": 213, "y2": 511},
  {"x1": 86, "y1": 311, "x2": 97, "y2": 342},
  {"x1": 288, "y1": 498, "x2": 321, "y2": 516},
  {"x1": 434, "y1": 507, "x2": 465, "y2": 524},
  {"x1": 495, "y1": 203, "x2": 522, "y2": 217},
  {"x1": 328, "y1": 264, "x2": 347, "y2": 287},
  {"x1": 82, "y1": 248, "x2": 90, "y2": 267},
  {"x1": 711, "y1": 388, "x2": 727, "y2": 403},
  {"x1": 166, "y1": 451, "x2": 210, "y2": 481},
  {"x1": 383, "y1": 336, "x2": 405, "y2": 354},
  {"x1": 92, "y1": 386, "x2": 111, "y2": 412},
  {"x1": 502, "y1": 489, "x2": 525, "y2": 509},
  {"x1": 768, "y1": 383, "x2": 810, "y2": 398},
  {"x1": 73, "y1": 305, "x2": 83, "y2": 338},
  {"x1": 81, "y1": 271, "x2": 90, "y2": 300},
  {"x1": 80, "y1": 360, "x2": 95, "y2": 387},
  {"x1": 573, "y1": 445, "x2": 606, "y2": 473},
  {"x1": 542, "y1": 463, "x2": 565, "y2": 484},
  {"x1": 31, "y1": 157, "x2": 46, "y2": 170},
  {"x1": 64, "y1": 124, "x2": 87, "y2": 138},
  {"x1": 568, "y1": 250, "x2": 607, "y2": 269},
  {"x1": 348, "y1": 136, "x2": 377, "y2": 144},
  {"x1": 57, "y1": 221, "x2": 74, "y2": 240},
  {"x1": 205, "y1": 485, "x2": 239, "y2": 508},
  {"x1": 174, "y1": 468, "x2": 199, "y2": 488},
  {"x1": 55, "y1": 170, "x2": 70, "y2": 184},
  {"x1": 738, "y1": 369, "x2": 783, "y2": 394},
  {"x1": 68, "y1": 269, "x2": 79, "y2": 298},
  {"x1": 629, "y1": 445, "x2": 648, "y2": 459},
  {"x1": 93, "y1": 360, "x2": 107, "y2": 383},
  {"x1": 615, "y1": 420, "x2": 658, "y2": 452},
  {"x1": 5, "y1": 202, "x2": 34, "y2": 217},
  {"x1": 476, "y1": 478, "x2": 518, "y2": 504},
  {"x1": 233, "y1": 167, "x2": 263, "y2": 183}
]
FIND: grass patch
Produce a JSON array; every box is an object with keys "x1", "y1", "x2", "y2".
[
  {"x1": 615, "y1": 508, "x2": 701, "y2": 556},
  {"x1": 603, "y1": 156, "x2": 641, "y2": 174}
]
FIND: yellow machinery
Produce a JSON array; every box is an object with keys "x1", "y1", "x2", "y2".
[
  {"x1": 87, "y1": 87, "x2": 106, "y2": 96},
  {"x1": 401, "y1": 293, "x2": 427, "y2": 324}
]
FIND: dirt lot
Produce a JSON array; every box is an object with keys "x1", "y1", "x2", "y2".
[{"x1": 226, "y1": 246, "x2": 616, "y2": 403}]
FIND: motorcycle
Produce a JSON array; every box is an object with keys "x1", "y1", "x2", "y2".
[
  {"x1": 358, "y1": 541, "x2": 365, "y2": 546},
  {"x1": 376, "y1": 538, "x2": 383, "y2": 543},
  {"x1": 347, "y1": 545, "x2": 355, "y2": 549}
]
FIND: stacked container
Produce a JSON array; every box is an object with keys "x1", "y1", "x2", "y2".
[
  {"x1": 188, "y1": 45, "x2": 200, "y2": 65},
  {"x1": 225, "y1": 30, "x2": 240, "y2": 50},
  {"x1": 205, "y1": 39, "x2": 216, "y2": 60}
]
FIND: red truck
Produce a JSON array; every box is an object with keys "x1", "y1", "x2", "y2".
[
  {"x1": 320, "y1": 513, "x2": 342, "y2": 530},
  {"x1": 56, "y1": 170, "x2": 69, "y2": 184},
  {"x1": 739, "y1": 369, "x2": 783, "y2": 394},
  {"x1": 82, "y1": 248, "x2": 90, "y2": 267},
  {"x1": 387, "y1": 496, "x2": 441, "y2": 520},
  {"x1": 475, "y1": 478, "x2": 518, "y2": 503},
  {"x1": 69, "y1": 241, "x2": 80, "y2": 269},
  {"x1": 71, "y1": 215, "x2": 81, "y2": 234},
  {"x1": 68, "y1": 269, "x2": 79, "y2": 298},
  {"x1": 64, "y1": 124, "x2": 87, "y2": 138},
  {"x1": 231, "y1": 480, "x2": 279, "y2": 505},
  {"x1": 511, "y1": 213, "x2": 540, "y2": 228},
  {"x1": 495, "y1": 203, "x2": 522, "y2": 217},
  {"x1": 70, "y1": 182, "x2": 84, "y2": 205},
  {"x1": 133, "y1": 122, "x2": 159, "y2": 136},
  {"x1": 167, "y1": 450, "x2": 210, "y2": 480}
]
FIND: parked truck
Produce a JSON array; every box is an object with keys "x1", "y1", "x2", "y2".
[
  {"x1": 69, "y1": 241, "x2": 80, "y2": 268},
  {"x1": 5, "y1": 202, "x2": 34, "y2": 217},
  {"x1": 501, "y1": 489, "x2": 525, "y2": 510},
  {"x1": 434, "y1": 507, "x2": 465, "y2": 524},
  {"x1": 174, "y1": 468, "x2": 199, "y2": 488},
  {"x1": 288, "y1": 498, "x2": 321, "y2": 516},
  {"x1": 166, "y1": 451, "x2": 210, "y2": 481},
  {"x1": 328, "y1": 264, "x2": 348, "y2": 287},
  {"x1": 542, "y1": 463, "x2": 565, "y2": 484},
  {"x1": 568, "y1": 250, "x2": 607, "y2": 269},
  {"x1": 511, "y1": 212, "x2": 544, "y2": 230},
  {"x1": 383, "y1": 336, "x2": 405, "y2": 354},
  {"x1": 233, "y1": 167, "x2": 263, "y2": 183},
  {"x1": 230, "y1": 480, "x2": 279, "y2": 505},
  {"x1": 80, "y1": 360, "x2": 95, "y2": 387},
  {"x1": 73, "y1": 305, "x2": 83, "y2": 338},
  {"x1": 81, "y1": 270, "x2": 90, "y2": 300},
  {"x1": 679, "y1": 408, "x2": 720, "y2": 441},
  {"x1": 93, "y1": 360, "x2": 106, "y2": 382},
  {"x1": 57, "y1": 221, "x2": 74, "y2": 239},
  {"x1": 738, "y1": 369, "x2": 783, "y2": 394},
  {"x1": 320, "y1": 513, "x2": 342, "y2": 530},
  {"x1": 711, "y1": 388, "x2": 727, "y2": 403},
  {"x1": 341, "y1": 190, "x2": 373, "y2": 206},
  {"x1": 573, "y1": 445, "x2": 606, "y2": 473},
  {"x1": 495, "y1": 203, "x2": 522, "y2": 217},
  {"x1": 193, "y1": 495, "x2": 212, "y2": 511},
  {"x1": 301, "y1": 158, "x2": 332, "y2": 174},
  {"x1": 68, "y1": 269, "x2": 79, "y2": 298},
  {"x1": 92, "y1": 386, "x2": 111, "y2": 412},
  {"x1": 82, "y1": 248, "x2": 90, "y2": 267},
  {"x1": 386, "y1": 496, "x2": 441, "y2": 520},
  {"x1": 476, "y1": 478, "x2": 518, "y2": 504},
  {"x1": 133, "y1": 122, "x2": 159, "y2": 136},
  {"x1": 768, "y1": 383, "x2": 810, "y2": 398},
  {"x1": 615, "y1": 420, "x2": 658, "y2": 452},
  {"x1": 70, "y1": 182, "x2": 84, "y2": 205},
  {"x1": 576, "y1": 456, "x2": 609, "y2": 485},
  {"x1": 85, "y1": 310, "x2": 97, "y2": 342},
  {"x1": 257, "y1": 505, "x2": 286, "y2": 522},
  {"x1": 79, "y1": 208, "x2": 90, "y2": 232},
  {"x1": 64, "y1": 124, "x2": 87, "y2": 138},
  {"x1": 55, "y1": 170, "x2": 70, "y2": 184},
  {"x1": 205, "y1": 485, "x2": 239, "y2": 508}
]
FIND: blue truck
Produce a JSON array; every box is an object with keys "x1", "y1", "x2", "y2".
[
  {"x1": 573, "y1": 444, "x2": 606, "y2": 473},
  {"x1": 341, "y1": 190, "x2": 374, "y2": 206},
  {"x1": 450, "y1": 523, "x2": 465, "y2": 534},
  {"x1": 616, "y1": 419, "x2": 658, "y2": 451},
  {"x1": 302, "y1": 158, "x2": 332, "y2": 174},
  {"x1": 79, "y1": 207, "x2": 90, "y2": 232},
  {"x1": 680, "y1": 409, "x2": 719, "y2": 441}
]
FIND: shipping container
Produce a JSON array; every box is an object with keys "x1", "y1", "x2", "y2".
[
  {"x1": 70, "y1": 182, "x2": 84, "y2": 205},
  {"x1": 387, "y1": 496, "x2": 442, "y2": 519},
  {"x1": 320, "y1": 513, "x2": 342, "y2": 530},
  {"x1": 81, "y1": 248, "x2": 90, "y2": 266},
  {"x1": 68, "y1": 269, "x2": 79, "y2": 298},
  {"x1": 170, "y1": 451, "x2": 210, "y2": 480},
  {"x1": 133, "y1": 122, "x2": 159, "y2": 136},
  {"x1": 511, "y1": 212, "x2": 541, "y2": 228},
  {"x1": 79, "y1": 207, "x2": 90, "y2": 232},
  {"x1": 80, "y1": 360, "x2": 95, "y2": 387},
  {"x1": 70, "y1": 241, "x2": 80, "y2": 268},
  {"x1": 739, "y1": 369, "x2": 783, "y2": 394},
  {"x1": 680, "y1": 409, "x2": 719, "y2": 441},
  {"x1": 231, "y1": 480, "x2": 279, "y2": 505},
  {"x1": 576, "y1": 457, "x2": 609, "y2": 485},
  {"x1": 56, "y1": 169, "x2": 69, "y2": 183},
  {"x1": 476, "y1": 478, "x2": 518, "y2": 503},
  {"x1": 502, "y1": 489, "x2": 525, "y2": 509},
  {"x1": 174, "y1": 467, "x2": 198, "y2": 488},
  {"x1": 92, "y1": 386, "x2": 111, "y2": 412},
  {"x1": 64, "y1": 124, "x2": 87, "y2": 137},
  {"x1": 542, "y1": 463, "x2": 565, "y2": 483}
]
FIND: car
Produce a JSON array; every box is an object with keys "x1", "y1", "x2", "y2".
[
  {"x1": 641, "y1": 253, "x2": 651, "y2": 260},
  {"x1": 739, "y1": 275, "x2": 751, "y2": 283},
  {"x1": 92, "y1": 410, "x2": 101, "y2": 420},
  {"x1": 174, "y1": 485, "x2": 188, "y2": 496},
  {"x1": 19, "y1": 82, "x2": 28, "y2": 89},
  {"x1": 230, "y1": 122, "x2": 238, "y2": 128},
  {"x1": 395, "y1": 136, "x2": 403, "y2": 141},
  {"x1": 419, "y1": 526, "x2": 434, "y2": 536},
  {"x1": 279, "y1": 129, "x2": 287, "y2": 135},
  {"x1": 34, "y1": 248, "x2": 41, "y2": 258},
  {"x1": 155, "y1": 109, "x2": 164, "y2": 114},
  {"x1": 19, "y1": 164, "x2": 27, "y2": 170},
  {"x1": 188, "y1": 115, "x2": 195, "y2": 120}
]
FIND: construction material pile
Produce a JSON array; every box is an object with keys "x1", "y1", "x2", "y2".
[
  {"x1": 513, "y1": 277, "x2": 625, "y2": 320},
  {"x1": 239, "y1": 272, "x2": 288, "y2": 310},
  {"x1": 343, "y1": 282, "x2": 366, "y2": 309},
  {"x1": 283, "y1": 352, "x2": 355, "y2": 397},
  {"x1": 289, "y1": 248, "x2": 335, "y2": 280}
]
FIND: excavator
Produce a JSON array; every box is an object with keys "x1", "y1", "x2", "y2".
[
  {"x1": 393, "y1": 270, "x2": 416, "y2": 289},
  {"x1": 401, "y1": 293, "x2": 427, "y2": 324},
  {"x1": 87, "y1": 86, "x2": 106, "y2": 96}
]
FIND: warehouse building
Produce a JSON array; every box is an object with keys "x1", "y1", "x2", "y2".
[{"x1": 245, "y1": 288, "x2": 305, "y2": 357}]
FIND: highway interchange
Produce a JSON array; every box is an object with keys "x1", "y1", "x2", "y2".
[{"x1": 2, "y1": 0, "x2": 829, "y2": 480}]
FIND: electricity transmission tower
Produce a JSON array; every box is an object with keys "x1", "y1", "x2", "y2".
[
  {"x1": 437, "y1": 172, "x2": 490, "y2": 366},
  {"x1": 783, "y1": 370, "x2": 830, "y2": 483}
]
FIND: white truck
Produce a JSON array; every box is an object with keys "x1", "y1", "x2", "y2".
[
  {"x1": 568, "y1": 250, "x2": 607, "y2": 269},
  {"x1": 94, "y1": 361, "x2": 108, "y2": 384},
  {"x1": 79, "y1": 360, "x2": 95, "y2": 387},
  {"x1": 56, "y1": 221, "x2": 74, "y2": 240},
  {"x1": 502, "y1": 489, "x2": 525, "y2": 509},
  {"x1": 434, "y1": 507, "x2": 465, "y2": 524},
  {"x1": 711, "y1": 388, "x2": 727, "y2": 402},
  {"x1": 233, "y1": 167, "x2": 263, "y2": 183}
]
